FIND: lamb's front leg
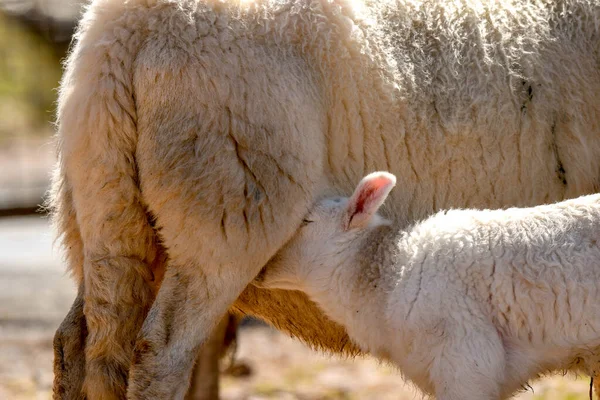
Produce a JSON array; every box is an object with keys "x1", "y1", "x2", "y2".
[{"x1": 429, "y1": 321, "x2": 505, "y2": 400}]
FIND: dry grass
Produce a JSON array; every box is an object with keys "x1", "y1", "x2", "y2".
[{"x1": 0, "y1": 324, "x2": 594, "y2": 400}]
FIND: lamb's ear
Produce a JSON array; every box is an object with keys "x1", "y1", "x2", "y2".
[{"x1": 345, "y1": 172, "x2": 396, "y2": 230}]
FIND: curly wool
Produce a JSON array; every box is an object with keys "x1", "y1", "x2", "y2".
[{"x1": 49, "y1": 0, "x2": 600, "y2": 397}]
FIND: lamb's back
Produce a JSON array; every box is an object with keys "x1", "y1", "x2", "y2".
[{"x1": 401, "y1": 193, "x2": 600, "y2": 346}]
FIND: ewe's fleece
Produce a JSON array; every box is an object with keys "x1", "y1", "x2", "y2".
[
  {"x1": 49, "y1": 0, "x2": 600, "y2": 397},
  {"x1": 259, "y1": 173, "x2": 600, "y2": 399}
]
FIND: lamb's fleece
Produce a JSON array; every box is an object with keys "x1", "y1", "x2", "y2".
[
  {"x1": 257, "y1": 172, "x2": 600, "y2": 400},
  {"x1": 50, "y1": 0, "x2": 600, "y2": 397}
]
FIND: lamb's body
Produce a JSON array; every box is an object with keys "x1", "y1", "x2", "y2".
[
  {"x1": 384, "y1": 195, "x2": 600, "y2": 397},
  {"x1": 399, "y1": 194, "x2": 600, "y2": 350},
  {"x1": 258, "y1": 174, "x2": 600, "y2": 399}
]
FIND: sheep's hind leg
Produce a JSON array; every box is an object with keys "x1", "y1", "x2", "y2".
[
  {"x1": 52, "y1": 287, "x2": 236, "y2": 400},
  {"x1": 127, "y1": 173, "x2": 318, "y2": 399},
  {"x1": 127, "y1": 148, "x2": 322, "y2": 398},
  {"x1": 53, "y1": 285, "x2": 87, "y2": 400},
  {"x1": 128, "y1": 130, "x2": 322, "y2": 398},
  {"x1": 127, "y1": 37, "x2": 325, "y2": 396},
  {"x1": 128, "y1": 229, "x2": 312, "y2": 398}
]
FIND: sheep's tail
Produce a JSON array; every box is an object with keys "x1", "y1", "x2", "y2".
[
  {"x1": 47, "y1": 160, "x2": 84, "y2": 282},
  {"x1": 49, "y1": 1, "x2": 163, "y2": 397}
]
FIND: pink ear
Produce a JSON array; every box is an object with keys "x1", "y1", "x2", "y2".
[{"x1": 345, "y1": 172, "x2": 396, "y2": 230}]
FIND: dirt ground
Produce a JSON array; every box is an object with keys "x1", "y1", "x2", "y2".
[{"x1": 0, "y1": 215, "x2": 595, "y2": 400}]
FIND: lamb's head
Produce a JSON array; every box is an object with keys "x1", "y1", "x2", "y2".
[{"x1": 253, "y1": 171, "x2": 396, "y2": 292}]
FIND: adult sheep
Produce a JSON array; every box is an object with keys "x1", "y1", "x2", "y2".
[{"x1": 50, "y1": 0, "x2": 600, "y2": 398}]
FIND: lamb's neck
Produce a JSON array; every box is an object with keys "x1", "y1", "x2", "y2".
[{"x1": 306, "y1": 225, "x2": 402, "y2": 353}]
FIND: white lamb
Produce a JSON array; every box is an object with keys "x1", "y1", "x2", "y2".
[{"x1": 255, "y1": 172, "x2": 600, "y2": 400}]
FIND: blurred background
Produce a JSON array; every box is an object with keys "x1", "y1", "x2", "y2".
[{"x1": 0, "y1": 1, "x2": 593, "y2": 399}]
